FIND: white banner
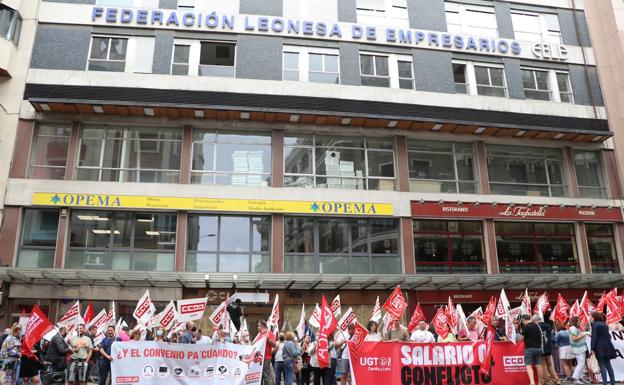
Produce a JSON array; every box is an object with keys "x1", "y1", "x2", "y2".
[
  {"x1": 111, "y1": 339, "x2": 266, "y2": 385},
  {"x1": 609, "y1": 330, "x2": 624, "y2": 381}
]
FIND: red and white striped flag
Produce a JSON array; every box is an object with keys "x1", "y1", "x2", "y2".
[
  {"x1": 133, "y1": 290, "x2": 156, "y2": 326},
  {"x1": 267, "y1": 295, "x2": 280, "y2": 331},
  {"x1": 331, "y1": 295, "x2": 342, "y2": 319}
]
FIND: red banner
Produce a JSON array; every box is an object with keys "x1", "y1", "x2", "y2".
[
  {"x1": 411, "y1": 201, "x2": 622, "y2": 222},
  {"x1": 350, "y1": 341, "x2": 529, "y2": 385}
]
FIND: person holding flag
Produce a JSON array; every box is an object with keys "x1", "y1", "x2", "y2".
[
  {"x1": 569, "y1": 316, "x2": 589, "y2": 385},
  {"x1": 364, "y1": 320, "x2": 381, "y2": 341},
  {"x1": 383, "y1": 318, "x2": 409, "y2": 342},
  {"x1": 46, "y1": 326, "x2": 70, "y2": 373},
  {"x1": 254, "y1": 319, "x2": 277, "y2": 385}
]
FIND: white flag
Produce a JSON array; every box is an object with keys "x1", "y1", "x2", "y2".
[
  {"x1": 505, "y1": 310, "x2": 517, "y2": 345},
  {"x1": 208, "y1": 301, "x2": 227, "y2": 327},
  {"x1": 521, "y1": 289, "x2": 531, "y2": 315},
  {"x1": 296, "y1": 304, "x2": 306, "y2": 339},
  {"x1": 240, "y1": 318, "x2": 250, "y2": 345},
  {"x1": 496, "y1": 289, "x2": 511, "y2": 318},
  {"x1": 309, "y1": 304, "x2": 321, "y2": 328},
  {"x1": 86, "y1": 309, "x2": 108, "y2": 331},
  {"x1": 456, "y1": 304, "x2": 469, "y2": 337},
  {"x1": 176, "y1": 297, "x2": 208, "y2": 323},
  {"x1": 57, "y1": 300, "x2": 80, "y2": 328},
  {"x1": 150, "y1": 300, "x2": 177, "y2": 330},
  {"x1": 106, "y1": 301, "x2": 116, "y2": 327},
  {"x1": 371, "y1": 296, "x2": 382, "y2": 323},
  {"x1": 331, "y1": 295, "x2": 341, "y2": 319},
  {"x1": 380, "y1": 312, "x2": 391, "y2": 336},
  {"x1": 267, "y1": 295, "x2": 280, "y2": 331},
  {"x1": 133, "y1": 290, "x2": 156, "y2": 326}
]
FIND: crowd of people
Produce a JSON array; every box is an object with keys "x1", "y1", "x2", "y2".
[{"x1": 0, "y1": 302, "x2": 620, "y2": 385}]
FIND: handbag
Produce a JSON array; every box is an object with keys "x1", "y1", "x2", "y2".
[
  {"x1": 587, "y1": 353, "x2": 601, "y2": 374},
  {"x1": 295, "y1": 357, "x2": 303, "y2": 374}
]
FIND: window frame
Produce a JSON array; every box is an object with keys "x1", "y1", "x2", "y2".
[
  {"x1": 17, "y1": 209, "x2": 60, "y2": 268},
  {"x1": 173, "y1": 39, "x2": 237, "y2": 78},
  {"x1": 86, "y1": 35, "x2": 129, "y2": 72},
  {"x1": 510, "y1": 10, "x2": 562, "y2": 44},
  {"x1": 170, "y1": 43, "x2": 191, "y2": 75},
  {"x1": 0, "y1": 4, "x2": 22, "y2": 44},
  {"x1": 282, "y1": 45, "x2": 340, "y2": 84},
  {"x1": 283, "y1": 134, "x2": 396, "y2": 190},
  {"x1": 356, "y1": 0, "x2": 408, "y2": 28},
  {"x1": 28, "y1": 123, "x2": 72, "y2": 180},
  {"x1": 445, "y1": 2, "x2": 498, "y2": 38},
  {"x1": 452, "y1": 60, "x2": 508, "y2": 98},
  {"x1": 359, "y1": 51, "x2": 413, "y2": 89},
  {"x1": 520, "y1": 67, "x2": 574, "y2": 103},
  {"x1": 573, "y1": 150, "x2": 607, "y2": 198},
  {"x1": 585, "y1": 223, "x2": 620, "y2": 274}
]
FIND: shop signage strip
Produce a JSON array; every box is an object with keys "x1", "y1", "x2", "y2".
[
  {"x1": 411, "y1": 201, "x2": 622, "y2": 222},
  {"x1": 32, "y1": 192, "x2": 393, "y2": 216}
]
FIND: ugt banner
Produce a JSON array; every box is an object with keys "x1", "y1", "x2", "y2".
[
  {"x1": 111, "y1": 339, "x2": 266, "y2": 385},
  {"x1": 351, "y1": 341, "x2": 529, "y2": 385}
]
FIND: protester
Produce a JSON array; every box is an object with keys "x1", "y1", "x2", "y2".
[
  {"x1": 95, "y1": 325, "x2": 115, "y2": 385},
  {"x1": 118, "y1": 326, "x2": 130, "y2": 342},
  {"x1": 213, "y1": 324, "x2": 232, "y2": 344},
  {"x1": 129, "y1": 328, "x2": 142, "y2": 341},
  {"x1": 322, "y1": 330, "x2": 338, "y2": 385},
  {"x1": 299, "y1": 335, "x2": 311, "y2": 385},
  {"x1": 86, "y1": 324, "x2": 99, "y2": 384},
  {"x1": 1, "y1": 323, "x2": 22, "y2": 385},
  {"x1": 410, "y1": 320, "x2": 435, "y2": 343},
  {"x1": 569, "y1": 316, "x2": 589, "y2": 385},
  {"x1": 46, "y1": 326, "x2": 70, "y2": 373},
  {"x1": 255, "y1": 320, "x2": 277, "y2": 385},
  {"x1": 19, "y1": 332, "x2": 42, "y2": 385},
  {"x1": 590, "y1": 311, "x2": 617, "y2": 385},
  {"x1": 536, "y1": 315, "x2": 560, "y2": 385},
  {"x1": 364, "y1": 321, "x2": 382, "y2": 341},
  {"x1": 437, "y1": 325, "x2": 457, "y2": 343},
  {"x1": 308, "y1": 334, "x2": 321, "y2": 385},
  {"x1": 554, "y1": 323, "x2": 574, "y2": 381},
  {"x1": 153, "y1": 326, "x2": 166, "y2": 342},
  {"x1": 520, "y1": 314, "x2": 543, "y2": 385},
  {"x1": 180, "y1": 322, "x2": 195, "y2": 344},
  {"x1": 458, "y1": 316, "x2": 481, "y2": 341},
  {"x1": 489, "y1": 317, "x2": 506, "y2": 341},
  {"x1": 227, "y1": 298, "x2": 244, "y2": 332},
  {"x1": 196, "y1": 328, "x2": 211, "y2": 344},
  {"x1": 281, "y1": 331, "x2": 301, "y2": 385},
  {"x1": 68, "y1": 323, "x2": 93, "y2": 385},
  {"x1": 384, "y1": 318, "x2": 409, "y2": 342},
  {"x1": 273, "y1": 331, "x2": 286, "y2": 385},
  {"x1": 338, "y1": 324, "x2": 355, "y2": 385}
]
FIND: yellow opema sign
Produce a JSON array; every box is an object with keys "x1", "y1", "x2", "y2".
[{"x1": 32, "y1": 193, "x2": 394, "y2": 216}]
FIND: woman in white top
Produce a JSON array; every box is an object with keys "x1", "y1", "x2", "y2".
[
  {"x1": 364, "y1": 320, "x2": 382, "y2": 341},
  {"x1": 274, "y1": 332, "x2": 286, "y2": 385},
  {"x1": 308, "y1": 335, "x2": 322, "y2": 385}
]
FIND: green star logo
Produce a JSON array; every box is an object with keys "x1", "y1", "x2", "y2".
[
  {"x1": 310, "y1": 203, "x2": 320, "y2": 212},
  {"x1": 51, "y1": 195, "x2": 61, "y2": 204}
]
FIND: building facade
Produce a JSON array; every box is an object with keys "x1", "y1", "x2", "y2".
[{"x1": 0, "y1": 0, "x2": 622, "y2": 332}]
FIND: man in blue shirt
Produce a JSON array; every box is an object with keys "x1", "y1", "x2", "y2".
[
  {"x1": 95, "y1": 326, "x2": 116, "y2": 385},
  {"x1": 180, "y1": 322, "x2": 195, "y2": 344}
]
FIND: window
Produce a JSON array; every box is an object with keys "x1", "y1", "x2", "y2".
[
  {"x1": 76, "y1": 126, "x2": 182, "y2": 183},
  {"x1": 522, "y1": 68, "x2": 573, "y2": 103},
  {"x1": 574, "y1": 151, "x2": 607, "y2": 198},
  {"x1": 171, "y1": 44, "x2": 190, "y2": 75},
  {"x1": 496, "y1": 222, "x2": 578, "y2": 274},
  {"x1": 17, "y1": 210, "x2": 59, "y2": 268},
  {"x1": 445, "y1": 2, "x2": 498, "y2": 38},
  {"x1": 407, "y1": 141, "x2": 476, "y2": 193},
  {"x1": 413, "y1": 220, "x2": 485, "y2": 274},
  {"x1": 453, "y1": 63, "x2": 468, "y2": 94},
  {"x1": 176, "y1": 0, "x2": 239, "y2": 13},
  {"x1": 191, "y1": 130, "x2": 272, "y2": 186},
  {"x1": 0, "y1": 4, "x2": 21, "y2": 44},
  {"x1": 67, "y1": 211, "x2": 176, "y2": 271},
  {"x1": 474, "y1": 64, "x2": 506, "y2": 97},
  {"x1": 356, "y1": 0, "x2": 408, "y2": 28},
  {"x1": 88, "y1": 36, "x2": 128, "y2": 72},
  {"x1": 284, "y1": 217, "x2": 401, "y2": 274},
  {"x1": 282, "y1": 46, "x2": 339, "y2": 84},
  {"x1": 187, "y1": 215, "x2": 270, "y2": 272},
  {"x1": 199, "y1": 41, "x2": 235, "y2": 77},
  {"x1": 511, "y1": 11, "x2": 561, "y2": 43},
  {"x1": 586, "y1": 224, "x2": 619, "y2": 274},
  {"x1": 360, "y1": 53, "x2": 413, "y2": 89},
  {"x1": 486, "y1": 145, "x2": 566, "y2": 197},
  {"x1": 283, "y1": 0, "x2": 338, "y2": 20},
  {"x1": 28, "y1": 123, "x2": 71, "y2": 180},
  {"x1": 284, "y1": 134, "x2": 395, "y2": 190}
]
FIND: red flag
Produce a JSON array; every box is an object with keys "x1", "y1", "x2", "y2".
[
  {"x1": 431, "y1": 306, "x2": 449, "y2": 340},
  {"x1": 480, "y1": 323, "x2": 496, "y2": 375},
  {"x1": 23, "y1": 305, "x2": 54, "y2": 359},
  {"x1": 407, "y1": 303, "x2": 426, "y2": 333},
  {"x1": 596, "y1": 292, "x2": 607, "y2": 314},
  {"x1": 604, "y1": 289, "x2": 622, "y2": 324},
  {"x1": 446, "y1": 297, "x2": 458, "y2": 334},
  {"x1": 382, "y1": 285, "x2": 407, "y2": 320},
  {"x1": 347, "y1": 321, "x2": 369, "y2": 359},
  {"x1": 569, "y1": 300, "x2": 580, "y2": 318},
  {"x1": 482, "y1": 297, "x2": 497, "y2": 326},
  {"x1": 551, "y1": 293, "x2": 570, "y2": 325},
  {"x1": 83, "y1": 302, "x2": 94, "y2": 325},
  {"x1": 318, "y1": 295, "x2": 338, "y2": 369}
]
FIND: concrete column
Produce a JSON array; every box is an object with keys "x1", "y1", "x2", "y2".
[
  {"x1": 64, "y1": 121, "x2": 81, "y2": 181},
  {"x1": 563, "y1": 147, "x2": 580, "y2": 198},
  {"x1": 395, "y1": 136, "x2": 410, "y2": 192},
  {"x1": 614, "y1": 224, "x2": 624, "y2": 274},
  {"x1": 175, "y1": 211, "x2": 188, "y2": 272},
  {"x1": 54, "y1": 209, "x2": 68, "y2": 269},
  {"x1": 484, "y1": 220, "x2": 499, "y2": 274},
  {"x1": 9, "y1": 119, "x2": 35, "y2": 179},
  {"x1": 272, "y1": 129, "x2": 284, "y2": 188},
  {"x1": 401, "y1": 217, "x2": 415, "y2": 274},
  {"x1": 180, "y1": 125, "x2": 192, "y2": 184},
  {"x1": 575, "y1": 222, "x2": 591, "y2": 274},
  {"x1": 0, "y1": 207, "x2": 20, "y2": 267},
  {"x1": 272, "y1": 214, "x2": 284, "y2": 273},
  {"x1": 602, "y1": 150, "x2": 622, "y2": 199},
  {"x1": 474, "y1": 141, "x2": 490, "y2": 194}
]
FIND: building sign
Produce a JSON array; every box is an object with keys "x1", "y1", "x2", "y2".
[
  {"x1": 32, "y1": 192, "x2": 393, "y2": 216},
  {"x1": 91, "y1": 7, "x2": 521, "y2": 56},
  {"x1": 410, "y1": 201, "x2": 622, "y2": 222},
  {"x1": 532, "y1": 43, "x2": 569, "y2": 61}
]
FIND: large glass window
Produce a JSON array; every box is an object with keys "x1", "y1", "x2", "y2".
[
  {"x1": 511, "y1": 11, "x2": 561, "y2": 43},
  {"x1": 496, "y1": 222, "x2": 578, "y2": 274},
  {"x1": 187, "y1": 215, "x2": 270, "y2": 273},
  {"x1": 0, "y1": 4, "x2": 21, "y2": 44},
  {"x1": 282, "y1": 46, "x2": 339, "y2": 84},
  {"x1": 586, "y1": 224, "x2": 619, "y2": 274},
  {"x1": 17, "y1": 209, "x2": 59, "y2": 268},
  {"x1": 474, "y1": 65, "x2": 506, "y2": 97},
  {"x1": 521, "y1": 68, "x2": 573, "y2": 103},
  {"x1": 574, "y1": 151, "x2": 607, "y2": 199},
  {"x1": 28, "y1": 123, "x2": 71, "y2": 180},
  {"x1": 199, "y1": 41, "x2": 235, "y2": 77},
  {"x1": 76, "y1": 126, "x2": 181, "y2": 183},
  {"x1": 356, "y1": 0, "x2": 408, "y2": 28},
  {"x1": 413, "y1": 220, "x2": 484, "y2": 273},
  {"x1": 171, "y1": 44, "x2": 190, "y2": 75},
  {"x1": 284, "y1": 134, "x2": 395, "y2": 190},
  {"x1": 285, "y1": 217, "x2": 401, "y2": 274},
  {"x1": 445, "y1": 2, "x2": 498, "y2": 38},
  {"x1": 486, "y1": 145, "x2": 567, "y2": 197},
  {"x1": 360, "y1": 53, "x2": 412, "y2": 89},
  {"x1": 407, "y1": 140, "x2": 476, "y2": 193},
  {"x1": 191, "y1": 130, "x2": 271, "y2": 186},
  {"x1": 67, "y1": 211, "x2": 176, "y2": 271},
  {"x1": 88, "y1": 36, "x2": 128, "y2": 72}
]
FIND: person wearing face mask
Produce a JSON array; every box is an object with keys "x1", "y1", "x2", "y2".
[
  {"x1": 95, "y1": 326, "x2": 115, "y2": 385},
  {"x1": 274, "y1": 332, "x2": 286, "y2": 385},
  {"x1": 68, "y1": 324, "x2": 93, "y2": 385},
  {"x1": 154, "y1": 327, "x2": 166, "y2": 342}
]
